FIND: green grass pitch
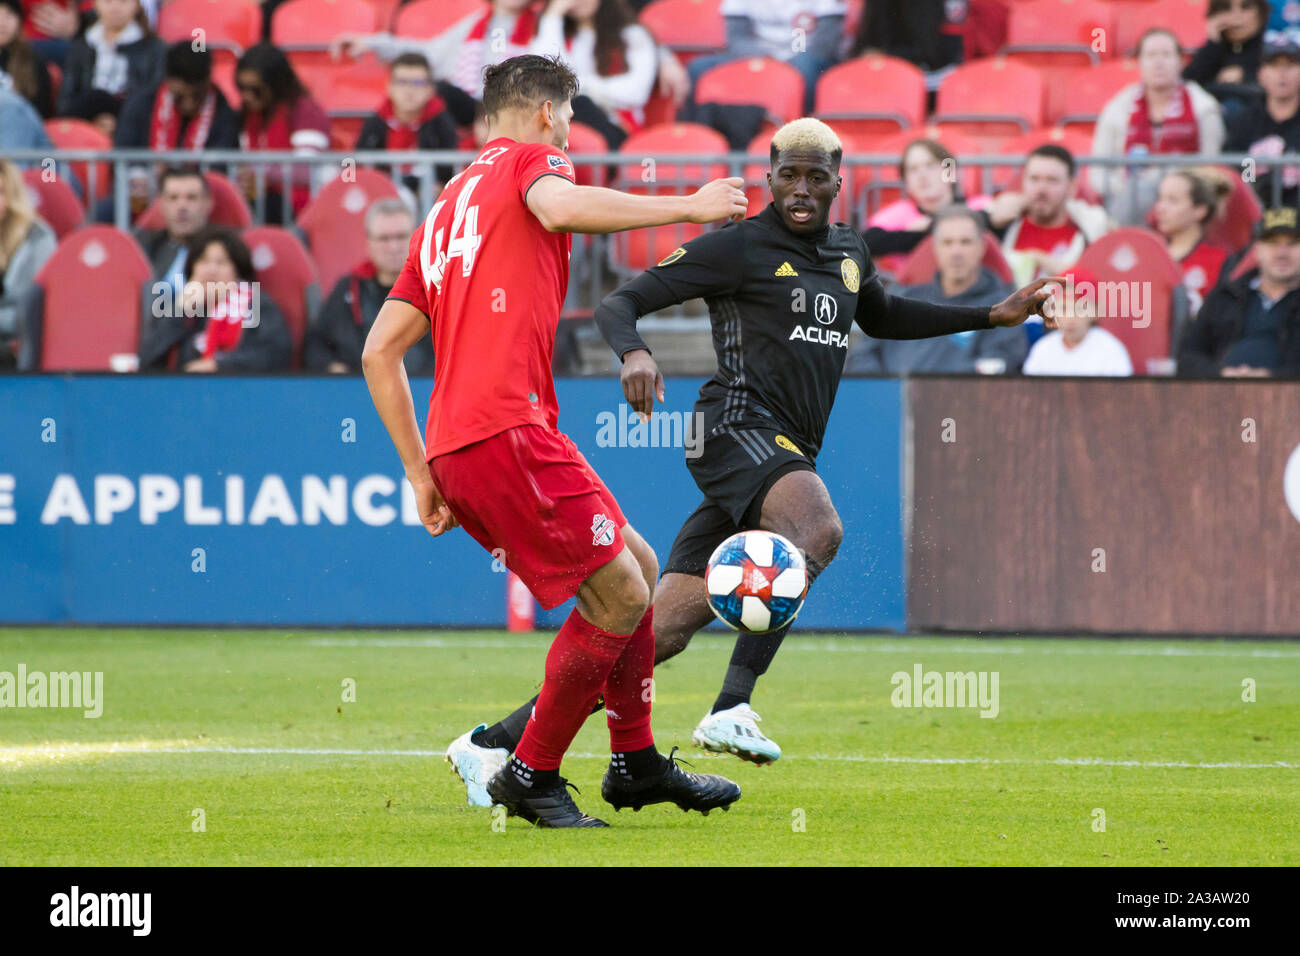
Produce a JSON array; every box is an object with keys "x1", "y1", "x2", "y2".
[{"x1": 1, "y1": 628, "x2": 1297, "y2": 866}]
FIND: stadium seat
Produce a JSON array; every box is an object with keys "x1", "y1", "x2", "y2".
[
  {"x1": 1001, "y1": 0, "x2": 1112, "y2": 66},
  {"x1": 815, "y1": 55, "x2": 927, "y2": 138},
  {"x1": 272, "y1": 0, "x2": 377, "y2": 73},
  {"x1": 1228, "y1": 246, "x2": 1257, "y2": 281},
  {"x1": 393, "y1": 0, "x2": 481, "y2": 37},
  {"x1": 611, "y1": 122, "x2": 730, "y2": 273},
  {"x1": 297, "y1": 54, "x2": 389, "y2": 112},
  {"x1": 897, "y1": 232, "x2": 1015, "y2": 286},
  {"x1": 297, "y1": 168, "x2": 402, "y2": 294},
  {"x1": 1048, "y1": 60, "x2": 1139, "y2": 134},
  {"x1": 365, "y1": 0, "x2": 401, "y2": 32},
  {"x1": 29, "y1": 226, "x2": 150, "y2": 371},
  {"x1": 1073, "y1": 227, "x2": 1184, "y2": 374},
  {"x1": 22, "y1": 169, "x2": 84, "y2": 239},
  {"x1": 694, "y1": 57, "x2": 805, "y2": 125},
  {"x1": 638, "y1": 0, "x2": 725, "y2": 58},
  {"x1": 243, "y1": 226, "x2": 321, "y2": 367},
  {"x1": 932, "y1": 59, "x2": 1046, "y2": 153},
  {"x1": 43, "y1": 118, "x2": 112, "y2": 205},
  {"x1": 157, "y1": 0, "x2": 261, "y2": 49},
  {"x1": 210, "y1": 54, "x2": 239, "y2": 108},
  {"x1": 1202, "y1": 165, "x2": 1262, "y2": 253},
  {"x1": 134, "y1": 171, "x2": 253, "y2": 231},
  {"x1": 1113, "y1": 0, "x2": 1206, "y2": 57},
  {"x1": 566, "y1": 122, "x2": 610, "y2": 188}
]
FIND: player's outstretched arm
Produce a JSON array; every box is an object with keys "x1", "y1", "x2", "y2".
[
  {"x1": 854, "y1": 274, "x2": 1058, "y2": 340},
  {"x1": 361, "y1": 299, "x2": 456, "y2": 537},
  {"x1": 526, "y1": 175, "x2": 747, "y2": 234}
]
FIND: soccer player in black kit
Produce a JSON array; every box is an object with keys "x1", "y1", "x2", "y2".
[{"x1": 446, "y1": 119, "x2": 1057, "y2": 801}]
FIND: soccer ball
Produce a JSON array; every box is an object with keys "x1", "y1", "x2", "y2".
[{"x1": 705, "y1": 530, "x2": 808, "y2": 634}]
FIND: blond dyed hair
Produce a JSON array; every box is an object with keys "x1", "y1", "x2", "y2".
[{"x1": 770, "y1": 118, "x2": 843, "y2": 166}]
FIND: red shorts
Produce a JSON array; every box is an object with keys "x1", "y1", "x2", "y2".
[{"x1": 430, "y1": 424, "x2": 628, "y2": 609}]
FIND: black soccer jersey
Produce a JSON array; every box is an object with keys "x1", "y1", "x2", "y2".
[{"x1": 596, "y1": 203, "x2": 995, "y2": 460}]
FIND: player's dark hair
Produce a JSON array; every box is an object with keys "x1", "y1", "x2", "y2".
[
  {"x1": 184, "y1": 225, "x2": 256, "y2": 284},
  {"x1": 159, "y1": 165, "x2": 210, "y2": 194},
  {"x1": 391, "y1": 52, "x2": 434, "y2": 80},
  {"x1": 482, "y1": 54, "x2": 579, "y2": 117},
  {"x1": 235, "y1": 43, "x2": 307, "y2": 111},
  {"x1": 1026, "y1": 143, "x2": 1075, "y2": 178},
  {"x1": 165, "y1": 42, "x2": 212, "y2": 85}
]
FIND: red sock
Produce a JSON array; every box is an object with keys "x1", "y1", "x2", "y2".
[
  {"x1": 514, "y1": 609, "x2": 630, "y2": 771},
  {"x1": 603, "y1": 606, "x2": 656, "y2": 753}
]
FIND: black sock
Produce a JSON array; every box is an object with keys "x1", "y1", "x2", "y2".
[
  {"x1": 507, "y1": 754, "x2": 559, "y2": 790},
  {"x1": 473, "y1": 694, "x2": 606, "y2": 752},
  {"x1": 710, "y1": 622, "x2": 792, "y2": 714},
  {"x1": 611, "y1": 745, "x2": 668, "y2": 779}
]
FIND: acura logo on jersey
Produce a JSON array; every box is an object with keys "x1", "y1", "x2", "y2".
[{"x1": 814, "y1": 293, "x2": 838, "y2": 325}]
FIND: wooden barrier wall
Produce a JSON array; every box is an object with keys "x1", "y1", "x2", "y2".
[{"x1": 906, "y1": 378, "x2": 1300, "y2": 636}]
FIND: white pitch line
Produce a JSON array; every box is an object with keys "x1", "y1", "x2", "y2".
[
  {"x1": 3, "y1": 743, "x2": 1294, "y2": 770},
  {"x1": 303, "y1": 636, "x2": 1300, "y2": 659}
]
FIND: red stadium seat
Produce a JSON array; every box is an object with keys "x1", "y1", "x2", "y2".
[
  {"x1": 1001, "y1": 0, "x2": 1113, "y2": 66},
  {"x1": 611, "y1": 122, "x2": 730, "y2": 273},
  {"x1": 32, "y1": 226, "x2": 151, "y2": 370},
  {"x1": 694, "y1": 57, "x2": 805, "y2": 125},
  {"x1": 1229, "y1": 246, "x2": 1257, "y2": 281},
  {"x1": 43, "y1": 118, "x2": 112, "y2": 205},
  {"x1": 297, "y1": 168, "x2": 402, "y2": 294},
  {"x1": 393, "y1": 0, "x2": 481, "y2": 37},
  {"x1": 365, "y1": 0, "x2": 401, "y2": 32},
  {"x1": 1073, "y1": 227, "x2": 1183, "y2": 373},
  {"x1": 297, "y1": 54, "x2": 389, "y2": 112},
  {"x1": 243, "y1": 226, "x2": 321, "y2": 366},
  {"x1": 135, "y1": 171, "x2": 253, "y2": 231},
  {"x1": 272, "y1": 0, "x2": 377, "y2": 74},
  {"x1": 22, "y1": 168, "x2": 84, "y2": 239},
  {"x1": 210, "y1": 54, "x2": 239, "y2": 107},
  {"x1": 566, "y1": 122, "x2": 610, "y2": 187},
  {"x1": 1049, "y1": 59, "x2": 1140, "y2": 132},
  {"x1": 897, "y1": 232, "x2": 1015, "y2": 286},
  {"x1": 1113, "y1": 0, "x2": 1206, "y2": 57},
  {"x1": 158, "y1": 0, "x2": 261, "y2": 49},
  {"x1": 933, "y1": 59, "x2": 1046, "y2": 152},
  {"x1": 815, "y1": 55, "x2": 927, "y2": 138},
  {"x1": 638, "y1": 0, "x2": 724, "y2": 57}
]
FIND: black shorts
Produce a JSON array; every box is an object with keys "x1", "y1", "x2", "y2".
[{"x1": 663, "y1": 426, "x2": 816, "y2": 577}]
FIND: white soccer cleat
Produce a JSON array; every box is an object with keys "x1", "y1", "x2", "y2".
[
  {"x1": 445, "y1": 723, "x2": 510, "y2": 807},
  {"x1": 691, "y1": 703, "x2": 782, "y2": 765}
]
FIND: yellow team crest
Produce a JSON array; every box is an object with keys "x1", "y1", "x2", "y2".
[
  {"x1": 841, "y1": 258, "x2": 860, "y2": 293},
  {"x1": 775, "y1": 434, "x2": 803, "y2": 456},
  {"x1": 658, "y1": 247, "x2": 686, "y2": 266}
]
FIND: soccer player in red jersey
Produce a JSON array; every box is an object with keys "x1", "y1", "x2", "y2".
[{"x1": 361, "y1": 55, "x2": 746, "y2": 828}]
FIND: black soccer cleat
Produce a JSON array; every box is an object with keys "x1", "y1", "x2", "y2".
[
  {"x1": 486, "y1": 767, "x2": 609, "y2": 828},
  {"x1": 601, "y1": 747, "x2": 741, "y2": 815}
]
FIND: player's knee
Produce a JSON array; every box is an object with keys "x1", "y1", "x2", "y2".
[
  {"x1": 805, "y1": 513, "x2": 843, "y2": 573},
  {"x1": 609, "y1": 567, "x2": 651, "y2": 633}
]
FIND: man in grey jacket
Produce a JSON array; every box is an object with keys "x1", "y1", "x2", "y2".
[{"x1": 847, "y1": 205, "x2": 1028, "y2": 375}]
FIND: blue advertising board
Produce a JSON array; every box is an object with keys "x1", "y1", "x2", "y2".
[{"x1": 0, "y1": 376, "x2": 903, "y2": 630}]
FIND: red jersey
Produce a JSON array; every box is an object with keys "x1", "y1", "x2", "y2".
[
  {"x1": 1012, "y1": 219, "x2": 1080, "y2": 260},
  {"x1": 1178, "y1": 240, "x2": 1228, "y2": 308},
  {"x1": 388, "y1": 137, "x2": 576, "y2": 460}
]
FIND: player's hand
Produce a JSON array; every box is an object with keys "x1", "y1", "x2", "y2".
[
  {"x1": 621, "y1": 349, "x2": 664, "y2": 423},
  {"x1": 687, "y1": 177, "x2": 747, "y2": 224},
  {"x1": 990, "y1": 276, "x2": 1062, "y2": 330},
  {"x1": 409, "y1": 473, "x2": 458, "y2": 536}
]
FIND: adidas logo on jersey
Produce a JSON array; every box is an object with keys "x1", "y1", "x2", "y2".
[{"x1": 775, "y1": 262, "x2": 798, "y2": 277}]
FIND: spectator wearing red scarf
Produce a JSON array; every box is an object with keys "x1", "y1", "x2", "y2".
[
  {"x1": 234, "y1": 43, "x2": 329, "y2": 224},
  {"x1": 137, "y1": 225, "x2": 293, "y2": 372},
  {"x1": 115, "y1": 42, "x2": 239, "y2": 153},
  {"x1": 1092, "y1": 28, "x2": 1226, "y2": 225},
  {"x1": 355, "y1": 53, "x2": 459, "y2": 190}
]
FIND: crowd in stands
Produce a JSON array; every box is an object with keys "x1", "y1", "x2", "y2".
[{"x1": 3, "y1": 0, "x2": 1300, "y2": 378}]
